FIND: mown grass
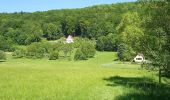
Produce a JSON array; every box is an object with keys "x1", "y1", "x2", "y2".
[{"x1": 0, "y1": 52, "x2": 170, "y2": 100}]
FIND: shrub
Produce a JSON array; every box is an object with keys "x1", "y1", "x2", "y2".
[
  {"x1": 62, "y1": 43, "x2": 74, "y2": 57},
  {"x1": 74, "y1": 49, "x2": 86, "y2": 60},
  {"x1": 42, "y1": 42, "x2": 62, "y2": 54},
  {"x1": 74, "y1": 38, "x2": 96, "y2": 60},
  {"x1": 49, "y1": 51, "x2": 59, "y2": 60},
  {"x1": 26, "y1": 42, "x2": 46, "y2": 58},
  {"x1": 0, "y1": 50, "x2": 6, "y2": 61},
  {"x1": 12, "y1": 49, "x2": 25, "y2": 58},
  {"x1": 12, "y1": 42, "x2": 62, "y2": 59},
  {"x1": 117, "y1": 44, "x2": 135, "y2": 61},
  {"x1": 81, "y1": 42, "x2": 96, "y2": 58},
  {"x1": 122, "y1": 50, "x2": 133, "y2": 61}
]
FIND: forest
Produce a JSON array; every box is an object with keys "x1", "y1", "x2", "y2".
[{"x1": 0, "y1": 1, "x2": 169, "y2": 61}]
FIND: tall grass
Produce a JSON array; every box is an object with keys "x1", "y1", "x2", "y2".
[{"x1": 0, "y1": 52, "x2": 169, "y2": 100}]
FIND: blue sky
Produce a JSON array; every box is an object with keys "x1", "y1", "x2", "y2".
[{"x1": 0, "y1": 0, "x2": 136, "y2": 13}]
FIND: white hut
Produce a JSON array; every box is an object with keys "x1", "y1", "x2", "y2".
[
  {"x1": 133, "y1": 54, "x2": 144, "y2": 63},
  {"x1": 66, "y1": 35, "x2": 74, "y2": 43}
]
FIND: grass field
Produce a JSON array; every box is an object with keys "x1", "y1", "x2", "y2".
[{"x1": 0, "y1": 52, "x2": 170, "y2": 100}]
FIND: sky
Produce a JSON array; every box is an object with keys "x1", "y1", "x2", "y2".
[{"x1": 0, "y1": 0, "x2": 137, "y2": 13}]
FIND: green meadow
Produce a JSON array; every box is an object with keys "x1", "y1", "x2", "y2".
[{"x1": 0, "y1": 52, "x2": 170, "y2": 100}]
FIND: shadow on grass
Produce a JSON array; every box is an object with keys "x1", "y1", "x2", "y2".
[
  {"x1": 103, "y1": 76, "x2": 170, "y2": 100},
  {"x1": 0, "y1": 60, "x2": 6, "y2": 63}
]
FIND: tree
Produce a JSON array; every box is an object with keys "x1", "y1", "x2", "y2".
[
  {"x1": 96, "y1": 33, "x2": 118, "y2": 51},
  {"x1": 96, "y1": 36, "x2": 105, "y2": 51},
  {"x1": 75, "y1": 19, "x2": 90, "y2": 37},
  {"x1": 117, "y1": 12, "x2": 143, "y2": 51},
  {"x1": 0, "y1": 36, "x2": 14, "y2": 51},
  {"x1": 61, "y1": 16, "x2": 75, "y2": 36},
  {"x1": 10, "y1": 21, "x2": 43, "y2": 45},
  {"x1": 0, "y1": 2, "x2": 139, "y2": 45},
  {"x1": 44, "y1": 23, "x2": 62, "y2": 40},
  {"x1": 139, "y1": 0, "x2": 169, "y2": 83},
  {"x1": 117, "y1": 43, "x2": 136, "y2": 61},
  {"x1": 22, "y1": 21, "x2": 43, "y2": 45},
  {"x1": 122, "y1": 25, "x2": 144, "y2": 51},
  {"x1": 117, "y1": 44, "x2": 126, "y2": 61}
]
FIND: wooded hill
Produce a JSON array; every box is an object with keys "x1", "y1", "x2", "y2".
[
  {"x1": 0, "y1": 1, "x2": 169, "y2": 61},
  {"x1": 0, "y1": 2, "x2": 139, "y2": 45}
]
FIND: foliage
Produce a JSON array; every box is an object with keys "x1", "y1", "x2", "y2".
[
  {"x1": 80, "y1": 39, "x2": 96, "y2": 58},
  {"x1": 62, "y1": 43, "x2": 74, "y2": 57},
  {"x1": 139, "y1": 1, "x2": 170, "y2": 81},
  {"x1": 0, "y1": 2, "x2": 138, "y2": 48},
  {"x1": 117, "y1": 44, "x2": 126, "y2": 61},
  {"x1": 96, "y1": 33, "x2": 118, "y2": 51},
  {"x1": 49, "y1": 51, "x2": 59, "y2": 60},
  {"x1": 12, "y1": 49, "x2": 25, "y2": 58},
  {"x1": 43, "y1": 23, "x2": 63, "y2": 40},
  {"x1": 117, "y1": 44, "x2": 135, "y2": 61},
  {"x1": 74, "y1": 49, "x2": 87, "y2": 60},
  {"x1": 25, "y1": 42, "x2": 46, "y2": 58},
  {"x1": 21, "y1": 21, "x2": 43, "y2": 45},
  {"x1": 0, "y1": 50, "x2": 6, "y2": 61},
  {"x1": 122, "y1": 46, "x2": 135, "y2": 61},
  {"x1": 3, "y1": 21, "x2": 43, "y2": 45},
  {"x1": 0, "y1": 36, "x2": 14, "y2": 51},
  {"x1": 74, "y1": 38, "x2": 96, "y2": 60},
  {"x1": 116, "y1": 12, "x2": 143, "y2": 52}
]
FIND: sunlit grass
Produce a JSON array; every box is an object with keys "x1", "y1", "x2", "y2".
[{"x1": 0, "y1": 52, "x2": 169, "y2": 100}]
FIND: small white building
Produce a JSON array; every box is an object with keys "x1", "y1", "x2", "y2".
[
  {"x1": 133, "y1": 54, "x2": 144, "y2": 63},
  {"x1": 66, "y1": 35, "x2": 74, "y2": 43}
]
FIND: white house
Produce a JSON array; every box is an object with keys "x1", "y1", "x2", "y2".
[
  {"x1": 133, "y1": 54, "x2": 144, "y2": 63},
  {"x1": 66, "y1": 35, "x2": 74, "y2": 43}
]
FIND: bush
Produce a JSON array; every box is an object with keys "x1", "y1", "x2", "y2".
[
  {"x1": 12, "y1": 42, "x2": 62, "y2": 59},
  {"x1": 42, "y1": 42, "x2": 62, "y2": 54},
  {"x1": 62, "y1": 43, "x2": 73, "y2": 57},
  {"x1": 74, "y1": 38, "x2": 96, "y2": 60},
  {"x1": 74, "y1": 49, "x2": 87, "y2": 60},
  {"x1": 26, "y1": 42, "x2": 46, "y2": 58},
  {"x1": 49, "y1": 51, "x2": 59, "y2": 60},
  {"x1": 117, "y1": 44, "x2": 135, "y2": 61},
  {"x1": 122, "y1": 50, "x2": 133, "y2": 61},
  {"x1": 0, "y1": 50, "x2": 6, "y2": 61},
  {"x1": 81, "y1": 42, "x2": 96, "y2": 58},
  {"x1": 12, "y1": 49, "x2": 25, "y2": 58}
]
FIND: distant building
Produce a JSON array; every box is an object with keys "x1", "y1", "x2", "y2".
[
  {"x1": 133, "y1": 54, "x2": 144, "y2": 63},
  {"x1": 66, "y1": 35, "x2": 74, "y2": 43}
]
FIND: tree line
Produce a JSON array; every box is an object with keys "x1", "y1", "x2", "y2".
[{"x1": 0, "y1": 2, "x2": 139, "y2": 49}]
